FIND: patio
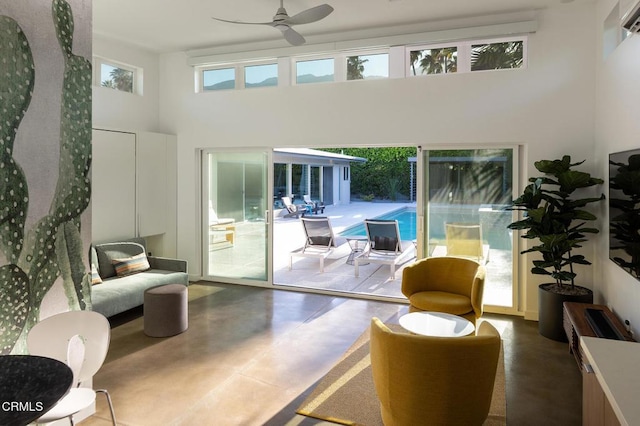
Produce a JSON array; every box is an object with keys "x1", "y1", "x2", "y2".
[
  {"x1": 273, "y1": 201, "x2": 513, "y2": 308},
  {"x1": 274, "y1": 202, "x2": 417, "y2": 298},
  {"x1": 207, "y1": 201, "x2": 513, "y2": 308}
]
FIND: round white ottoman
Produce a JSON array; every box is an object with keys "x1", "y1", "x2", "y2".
[{"x1": 144, "y1": 284, "x2": 188, "y2": 337}]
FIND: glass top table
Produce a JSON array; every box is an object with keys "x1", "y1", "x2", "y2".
[
  {"x1": 345, "y1": 237, "x2": 369, "y2": 265},
  {"x1": 399, "y1": 311, "x2": 475, "y2": 337}
]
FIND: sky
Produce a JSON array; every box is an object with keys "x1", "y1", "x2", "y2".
[{"x1": 203, "y1": 53, "x2": 391, "y2": 87}]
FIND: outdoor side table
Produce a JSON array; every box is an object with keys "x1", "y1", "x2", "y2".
[{"x1": 346, "y1": 237, "x2": 369, "y2": 265}]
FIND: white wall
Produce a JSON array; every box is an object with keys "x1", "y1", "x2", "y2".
[
  {"x1": 157, "y1": 2, "x2": 597, "y2": 316},
  {"x1": 91, "y1": 37, "x2": 181, "y2": 256},
  {"x1": 594, "y1": 0, "x2": 640, "y2": 334},
  {"x1": 92, "y1": 35, "x2": 160, "y2": 132}
]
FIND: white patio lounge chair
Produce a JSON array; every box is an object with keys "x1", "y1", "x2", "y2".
[
  {"x1": 209, "y1": 201, "x2": 235, "y2": 226},
  {"x1": 290, "y1": 216, "x2": 337, "y2": 272},
  {"x1": 281, "y1": 196, "x2": 304, "y2": 218},
  {"x1": 209, "y1": 201, "x2": 235, "y2": 248},
  {"x1": 445, "y1": 222, "x2": 490, "y2": 264},
  {"x1": 354, "y1": 219, "x2": 415, "y2": 279},
  {"x1": 303, "y1": 194, "x2": 325, "y2": 214}
]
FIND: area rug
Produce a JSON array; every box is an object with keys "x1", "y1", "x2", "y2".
[{"x1": 296, "y1": 324, "x2": 506, "y2": 426}]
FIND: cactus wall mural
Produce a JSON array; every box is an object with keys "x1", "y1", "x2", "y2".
[{"x1": 0, "y1": 0, "x2": 92, "y2": 354}]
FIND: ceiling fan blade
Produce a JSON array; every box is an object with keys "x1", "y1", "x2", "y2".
[
  {"x1": 285, "y1": 4, "x2": 334, "y2": 26},
  {"x1": 212, "y1": 17, "x2": 273, "y2": 26},
  {"x1": 281, "y1": 27, "x2": 306, "y2": 46}
]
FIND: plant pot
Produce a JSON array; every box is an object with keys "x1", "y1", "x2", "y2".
[{"x1": 538, "y1": 283, "x2": 593, "y2": 342}]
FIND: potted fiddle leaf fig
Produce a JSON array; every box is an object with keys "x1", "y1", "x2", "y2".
[{"x1": 506, "y1": 156, "x2": 605, "y2": 341}]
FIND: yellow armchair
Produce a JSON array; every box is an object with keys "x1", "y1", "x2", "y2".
[
  {"x1": 401, "y1": 257, "x2": 485, "y2": 324},
  {"x1": 370, "y1": 317, "x2": 501, "y2": 426}
]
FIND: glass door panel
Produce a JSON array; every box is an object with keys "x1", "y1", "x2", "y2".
[
  {"x1": 291, "y1": 164, "x2": 309, "y2": 203},
  {"x1": 273, "y1": 163, "x2": 287, "y2": 208},
  {"x1": 422, "y1": 148, "x2": 516, "y2": 309},
  {"x1": 205, "y1": 150, "x2": 270, "y2": 282},
  {"x1": 310, "y1": 166, "x2": 321, "y2": 200}
]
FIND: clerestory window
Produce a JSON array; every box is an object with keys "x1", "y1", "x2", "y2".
[{"x1": 94, "y1": 57, "x2": 141, "y2": 95}]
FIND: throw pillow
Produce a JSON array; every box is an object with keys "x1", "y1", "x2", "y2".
[
  {"x1": 111, "y1": 252, "x2": 150, "y2": 277},
  {"x1": 90, "y1": 264, "x2": 102, "y2": 285}
]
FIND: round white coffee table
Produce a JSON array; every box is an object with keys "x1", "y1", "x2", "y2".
[{"x1": 399, "y1": 311, "x2": 475, "y2": 337}]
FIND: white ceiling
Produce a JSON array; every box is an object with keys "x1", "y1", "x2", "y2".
[{"x1": 93, "y1": 0, "x2": 572, "y2": 54}]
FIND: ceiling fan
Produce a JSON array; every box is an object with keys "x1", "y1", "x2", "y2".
[{"x1": 212, "y1": 0, "x2": 334, "y2": 46}]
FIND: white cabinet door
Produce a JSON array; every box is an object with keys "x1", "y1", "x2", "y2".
[
  {"x1": 91, "y1": 129, "x2": 136, "y2": 242},
  {"x1": 137, "y1": 132, "x2": 167, "y2": 237}
]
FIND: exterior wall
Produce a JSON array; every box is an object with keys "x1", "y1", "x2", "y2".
[
  {"x1": 272, "y1": 151, "x2": 357, "y2": 206},
  {"x1": 158, "y1": 3, "x2": 597, "y2": 317},
  {"x1": 338, "y1": 166, "x2": 351, "y2": 205},
  {"x1": 594, "y1": 0, "x2": 640, "y2": 335},
  {"x1": 0, "y1": 0, "x2": 92, "y2": 354}
]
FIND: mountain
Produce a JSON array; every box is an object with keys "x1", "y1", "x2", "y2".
[
  {"x1": 204, "y1": 80, "x2": 235, "y2": 91},
  {"x1": 296, "y1": 74, "x2": 334, "y2": 84},
  {"x1": 246, "y1": 77, "x2": 278, "y2": 88},
  {"x1": 204, "y1": 73, "x2": 334, "y2": 91}
]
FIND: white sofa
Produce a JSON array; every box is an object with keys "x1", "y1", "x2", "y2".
[{"x1": 89, "y1": 238, "x2": 188, "y2": 318}]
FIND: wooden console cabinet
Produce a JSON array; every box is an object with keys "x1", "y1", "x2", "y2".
[
  {"x1": 562, "y1": 302, "x2": 634, "y2": 372},
  {"x1": 581, "y1": 337, "x2": 640, "y2": 426},
  {"x1": 563, "y1": 303, "x2": 637, "y2": 425}
]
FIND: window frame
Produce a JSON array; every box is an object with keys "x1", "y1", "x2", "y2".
[
  {"x1": 193, "y1": 34, "x2": 528, "y2": 92},
  {"x1": 94, "y1": 57, "x2": 142, "y2": 95},
  {"x1": 469, "y1": 36, "x2": 528, "y2": 73},
  {"x1": 343, "y1": 49, "x2": 390, "y2": 82},
  {"x1": 292, "y1": 55, "x2": 336, "y2": 86},
  {"x1": 405, "y1": 42, "x2": 461, "y2": 77},
  {"x1": 242, "y1": 60, "x2": 279, "y2": 89},
  {"x1": 200, "y1": 64, "x2": 238, "y2": 92},
  {"x1": 198, "y1": 59, "x2": 280, "y2": 92},
  {"x1": 405, "y1": 35, "x2": 527, "y2": 77}
]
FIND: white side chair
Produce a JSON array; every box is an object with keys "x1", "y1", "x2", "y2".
[{"x1": 27, "y1": 310, "x2": 117, "y2": 426}]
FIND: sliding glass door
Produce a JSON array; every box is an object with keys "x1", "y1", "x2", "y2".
[
  {"x1": 203, "y1": 149, "x2": 271, "y2": 283},
  {"x1": 200, "y1": 146, "x2": 517, "y2": 310},
  {"x1": 422, "y1": 148, "x2": 517, "y2": 311}
]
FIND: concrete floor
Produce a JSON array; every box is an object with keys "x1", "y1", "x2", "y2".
[{"x1": 83, "y1": 282, "x2": 582, "y2": 426}]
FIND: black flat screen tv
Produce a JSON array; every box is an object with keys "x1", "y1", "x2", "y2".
[{"x1": 609, "y1": 148, "x2": 640, "y2": 280}]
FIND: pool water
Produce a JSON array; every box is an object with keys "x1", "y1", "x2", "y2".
[
  {"x1": 340, "y1": 207, "x2": 417, "y2": 241},
  {"x1": 339, "y1": 205, "x2": 512, "y2": 250}
]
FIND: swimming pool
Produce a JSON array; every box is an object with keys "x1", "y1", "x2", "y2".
[
  {"x1": 340, "y1": 207, "x2": 417, "y2": 241},
  {"x1": 339, "y1": 205, "x2": 512, "y2": 250}
]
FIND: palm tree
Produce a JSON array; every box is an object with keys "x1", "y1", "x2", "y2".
[
  {"x1": 417, "y1": 48, "x2": 458, "y2": 74},
  {"x1": 347, "y1": 56, "x2": 369, "y2": 80},
  {"x1": 101, "y1": 67, "x2": 133, "y2": 92},
  {"x1": 471, "y1": 41, "x2": 523, "y2": 71},
  {"x1": 409, "y1": 51, "x2": 421, "y2": 75},
  {"x1": 111, "y1": 67, "x2": 133, "y2": 92}
]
